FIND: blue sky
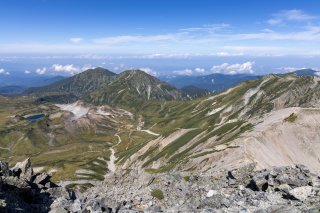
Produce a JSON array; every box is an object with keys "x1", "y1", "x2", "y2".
[{"x1": 1, "y1": 0, "x2": 320, "y2": 77}]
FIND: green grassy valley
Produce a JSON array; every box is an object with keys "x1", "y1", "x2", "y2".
[{"x1": 1, "y1": 69, "x2": 320, "y2": 183}]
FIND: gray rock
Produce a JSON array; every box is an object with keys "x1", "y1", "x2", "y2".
[
  {"x1": 247, "y1": 174, "x2": 268, "y2": 191},
  {"x1": 2, "y1": 176, "x2": 30, "y2": 189},
  {"x1": 288, "y1": 186, "x2": 313, "y2": 201},
  {"x1": 33, "y1": 172, "x2": 51, "y2": 185},
  {"x1": 12, "y1": 158, "x2": 33, "y2": 181},
  {"x1": 0, "y1": 161, "x2": 11, "y2": 177}
]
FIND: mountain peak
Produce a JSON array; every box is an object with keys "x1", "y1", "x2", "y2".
[
  {"x1": 25, "y1": 67, "x2": 117, "y2": 97},
  {"x1": 118, "y1": 69, "x2": 157, "y2": 80},
  {"x1": 79, "y1": 67, "x2": 116, "y2": 76},
  {"x1": 86, "y1": 69, "x2": 183, "y2": 108}
]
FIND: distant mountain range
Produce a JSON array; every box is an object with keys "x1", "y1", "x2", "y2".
[
  {"x1": 0, "y1": 85, "x2": 27, "y2": 95},
  {"x1": 3, "y1": 67, "x2": 319, "y2": 98},
  {"x1": 160, "y1": 73, "x2": 260, "y2": 92},
  {"x1": 0, "y1": 75, "x2": 66, "y2": 95},
  {"x1": 291, "y1": 68, "x2": 320, "y2": 76}
]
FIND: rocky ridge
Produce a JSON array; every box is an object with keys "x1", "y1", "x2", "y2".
[
  {"x1": 1, "y1": 159, "x2": 319, "y2": 212},
  {"x1": 76, "y1": 164, "x2": 320, "y2": 212}
]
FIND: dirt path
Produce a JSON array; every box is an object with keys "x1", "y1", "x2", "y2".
[{"x1": 106, "y1": 134, "x2": 122, "y2": 174}]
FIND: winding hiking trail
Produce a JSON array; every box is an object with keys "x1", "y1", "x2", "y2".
[{"x1": 107, "y1": 134, "x2": 122, "y2": 173}]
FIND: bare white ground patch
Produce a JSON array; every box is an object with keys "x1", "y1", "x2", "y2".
[
  {"x1": 33, "y1": 167, "x2": 44, "y2": 173},
  {"x1": 96, "y1": 107, "x2": 112, "y2": 116},
  {"x1": 48, "y1": 168, "x2": 58, "y2": 175},
  {"x1": 106, "y1": 134, "x2": 122, "y2": 175},
  {"x1": 107, "y1": 148, "x2": 116, "y2": 173},
  {"x1": 207, "y1": 106, "x2": 224, "y2": 116},
  {"x1": 56, "y1": 102, "x2": 89, "y2": 119},
  {"x1": 139, "y1": 130, "x2": 160, "y2": 136},
  {"x1": 243, "y1": 78, "x2": 269, "y2": 105},
  {"x1": 75, "y1": 169, "x2": 96, "y2": 175},
  {"x1": 206, "y1": 107, "x2": 320, "y2": 173}
]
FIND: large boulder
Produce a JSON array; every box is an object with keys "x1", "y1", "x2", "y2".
[
  {"x1": 12, "y1": 158, "x2": 33, "y2": 181},
  {"x1": 288, "y1": 186, "x2": 313, "y2": 201},
  {"x1": 33, "y1": 173, "x2": 51, "y2": 186}
]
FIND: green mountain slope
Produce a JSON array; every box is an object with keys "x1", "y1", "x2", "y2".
[
  {"x1": 181, "y1": 85, "x2": 211, "y2": 98},
  {"x1": 86, "y1": 70, "x2": 184, "y2": 108},
  {"x1": 25, "y1": 67, "x2": 116, "y2": 97},
  {"x1": 2, "y1": 73, "x2": 320, "y2": 181},
  {"x1": 118, "y1": 73, "x2": 320, "y2": 172}
]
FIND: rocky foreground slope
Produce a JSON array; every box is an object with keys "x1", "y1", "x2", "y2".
[{"x1": 1, "y1": 158, "x2": 319, "y2": 212}]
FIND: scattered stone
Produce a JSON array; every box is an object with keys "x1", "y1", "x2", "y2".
[
  {"x1": 0, "y1": 158, "x2": 319, "y2": 212},
  {"x1": 288, "y1": 186, "x2": 313, "y2": 201},
  {"x1": 206, "y1": 190, "x2": 217, "y2": 197}
]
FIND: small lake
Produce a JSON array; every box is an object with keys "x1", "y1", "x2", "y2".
[{"x1": 25, "y1": 114, "x2": 45, "y2": 121}]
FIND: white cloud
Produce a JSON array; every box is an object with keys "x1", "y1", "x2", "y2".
[
  {"x1": 93, "y1": 34, "x2": 178, "y2": 45},
  {"x1": 267, "y1": 9, "x2": 317, "y2": 25},
  {"x1": 24, "y1": 70, "x2": 31, "y2": 74},
  {"x1": 195, "y1": 68, "x2": 205, "y2": 74},
  {"x1": 140, "y1": 52, "x2": 244, "y2": 59},
  {"x1": 231, "y1": 26, "x2": 320, "y2": 41},
  {"x1": 70, "y1": 37, "x2": 83, "y2": 43},
  {"x1": 141, "y1": 53, "x2": 192, "y2": 59},
  {"x1": 51, "y1": 64, "x2": 79, "y2": 74},
  {"x1": 223, "y1": 46, "x2": 284, "y2": 51},
  {"x1": 2, "y1": 17, "x2": 320, "y2": 56},
  {"x1": 180, "y1": 23, "x2": 230, "y2": 32},
  {"x1": 140, "y1": 67, "x2": 158, "y2": 76},
  {"x1": 267, "y1": 18, "x2": 282, "y2": 25},
  {"x1": 214, "y1": 52, "x2": 244, "y2": 57},
  {"x1": 0, "y1": 68, "x2": 10, "y2": 75},
  {"x1": 173, "y1": 69, "x2": 193, "y2": 76},
  {"x1": 82, "y1": 64, "x2": 95, "y2": 71},
  {"x1": 36, "y1": 67, "x2": 47, "y2": 75},
  {"x1": 51, "y1": 64, "x2": 94, "y2": 75},
  {"x1": 211, "y1": 61, "x2": 255, "y2": 75}
]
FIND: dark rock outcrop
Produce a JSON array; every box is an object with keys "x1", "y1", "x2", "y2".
[{"x1": 0, "y1": 159, "x2": 73, "y2": 213}]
